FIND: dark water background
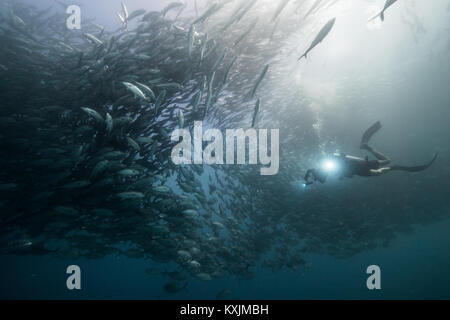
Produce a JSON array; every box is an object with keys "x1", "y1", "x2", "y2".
[
  {"x1": 1, "y1": 0, "x2": 449, "y2": 299},
  {"x1": 2, "y1": 219, "x2": 450, "y2": 299}
]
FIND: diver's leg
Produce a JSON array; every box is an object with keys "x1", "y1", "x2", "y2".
[
  {"x1": 377, "y1": 159, "x2": 391, "y2": 166},
  {"x1": 360, "y1": 121, "x2": 382, "y2": 149},
  {"x1": 390, "y1": 154, "x2": 438, "y2": 172},
  {"x1": 362, "y1": 144, "x2": 391, "y2": 163}
]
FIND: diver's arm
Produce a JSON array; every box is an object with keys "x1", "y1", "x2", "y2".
[
  {"x1": 304, "y1": 168, "x2": 327, "y2": 184},
  {"x1": 370, "y1": 167, "x2": 391, "y2": 176},
  {"x1": 304, "y1": 169, "x2": 316, "y2": 185}
]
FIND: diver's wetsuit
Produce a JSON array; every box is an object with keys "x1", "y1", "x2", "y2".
[
  {"x1": 304, "y1": 121, "x2": 437, "y2": 185},
  {"x1": 333, "y1": 154, "x2": 382, "y2": 178}
]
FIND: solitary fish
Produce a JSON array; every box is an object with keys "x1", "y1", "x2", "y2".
[
  {"x1": 122, "y1": 82, "x2": 147, "y2": 100},
  {"x1": 196, "y1": 273, "x2": 212, "y2": 281},
  {"x1": 222, "y1": 56, "x2": 237, "y2": 85},
  {"x1": 210, "y1": 47, "x2": 228, "y2": 74},
  {"x1": 105, "y1": 113, "x2": 113, "y2": 134},
  {"x1": 118, "y1": 169, "x2": 140, "y2": 177},
  {"x1": 187, "y1": 24, "x2": 195, "y2": 58},
  {"x1": 154, "y1": 90, "x2": 166, "y2": 115},
  {"x1": 177, "y1": 110, "x2": 184, "y2": 128},
  {"x1": 126, "y1": 137, "x2": 141, "y2": 152},
  {"x1": 298, "y1": 17, "x2": 336, "y2": 61},
  {"x1": 234, "y1": 19, "x2": 258, "y2": 47},
  {"x1": 61, "y1": 180, "x2": 91, "y2": 189},
  {"x1": 272, "y1": 0, "x2": 290, "y2": 22},
  {"x1": 8, "y1": 9, "x2": 27, "y2": 29},
  {"x1": 153, "y1": 185, "x2": 171, "y2": 194},
  {"x1": 249, "y1": 65, "x2": 269, "y2": 98},
  {"x1": 222, "y1": 0, "x2": 257, "y2": 31},
  {"x1": 117, "y1": 192, "x2": 144, "y2": 200},
  {"x1": 304, "y1": 0, "x2": 323, "y2": 19},
  {"x1": 252, "y1": 98, "x2": 261, "y2": 127},
  {"x1": 81, "y1": 107, "x2": 104, "y2": 123},
  {"x1": 127, "y1": 9, "x2": 146, "y2": 21},
  {"x1": 163, "y1": 281, "x2": 187, "y2": 294},
  {"x1": 117, "y1": 12, "x2": 125, "y2": 25},
  {"x1": 369, "y1": 0, "x2": 399, "y2": 22},
  {"x1": 121, "y1": 2, "x2": 129, "y2": 21},
  {"x1": 83, "y1": 33, "x2": 103, "y2": 46},
  {"x1": 161, "y1": 1, "x2": 185, "y2": 18},
  {"x1": 192, "y1": 91, "x2": 201, "y2": 112},
  {"x1": 135, "y1": 82, "x2": 156, "y2": 101},
  {"x1": 193, "y1": 3, "x2": 223, "y2": 25}
]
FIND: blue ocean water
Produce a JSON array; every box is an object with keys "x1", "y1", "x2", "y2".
[
  {"x1": 1, "y1": 218, "x2": 449, "y2": 299},
  {"x1": 1, "y1": 0, "x2": 449, "y2": 300}
]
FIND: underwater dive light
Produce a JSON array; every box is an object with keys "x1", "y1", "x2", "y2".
[{"x1": 321, "y1": 159, "x2": 338, "y2": 173}]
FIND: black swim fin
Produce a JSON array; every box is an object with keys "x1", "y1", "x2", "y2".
[
  {"x1": 361, "y1": 121, "x2": 382, "y2": 148},
  {"x1": 391, "y1": 154, "x2": 437, "y2": 173}
]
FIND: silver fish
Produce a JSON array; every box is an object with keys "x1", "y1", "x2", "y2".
[
  {"x1": 369, "y1": 0, "x2": 399, "y2": 22},
  {"x1": 81, "y1": 107, "x2": 104, "y2": 123},
  {"x1": 298, "y1": 17, "x2": 336, "y2": 61}
]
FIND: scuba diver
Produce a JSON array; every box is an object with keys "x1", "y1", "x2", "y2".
[{"x1": 304, "y1": 121, "x2": 437, "y2": 185}]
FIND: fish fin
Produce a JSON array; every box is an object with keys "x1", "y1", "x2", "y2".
[
  {"x1": 298, "y1": 52, "x2": 307, "y2": 61},
  {"x1": 368, "y1": 12, "x2": 381, "y2": 22}
]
